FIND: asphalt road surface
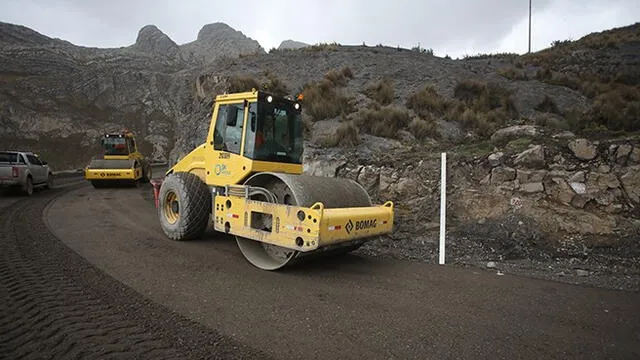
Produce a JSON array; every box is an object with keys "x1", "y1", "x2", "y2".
[{"x1": 1, "y1": 173, "x2": 639, "y2": 359}]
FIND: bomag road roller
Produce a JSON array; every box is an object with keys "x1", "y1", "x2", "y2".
[
  {"x1": 84, "y1": 129, "x2": 152, "y2": 188},
  {"x1": 153, "y1": 90, "x2": 394, "y2": 270}
]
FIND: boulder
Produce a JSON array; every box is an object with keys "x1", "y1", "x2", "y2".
[
  {"x1": 487, "y1": 152, "x2": 504, "y2": 167},
  {"x1": 586, "y1": 172, "x2": 620, "y2": 193},
  {"x1": 513, "y1": 145, "x2": 545, "y2": 169},
  {"x1": 545, "y1": 177, "x2": 575, "y2": 205},
  {"x1": 571, "y1": 194, "x2": 591, "y2": 208},
  {"x1": 568, "y1": 138, "x2": 598, "y2": 160},
  {"x1": 615, "y1": 144, "x2": 633, "y2": 165},
  {"x1": 491, "y1": 166, "x2": 516, "y2": 184},
  {"x1": 569, "y1": 182, "x2": 586, "y2": 194},
  {"x1": 357, "y1": 165, "x2": 380, "y2": 193},
  {"x1": 490, "y1": 125, "x2": 539, "y2": 142},
  {"x1": 620, "y1": 167, "x2": 640, "y2": 203},
  {"x1": 568, "y1": 171, "x2": 586, "y2": 183},
  {"x1": 629, "y1": 147, "x2": 640, "y2": 164},
  {"x1": 378, "y1": 167, "x2": 399, "y2": 196},
  {"x1": 517, "y1": 169, "x2": 547, "y2": 183},
  {"x1": 520, "y1": 182, "x2": 544, "y2": 193},
  {"x1": 303, "y1": 159, "x2": 345, "y2": 177}
]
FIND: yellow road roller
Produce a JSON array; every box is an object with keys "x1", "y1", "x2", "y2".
[
  {"x1": 153, "y1": 90, "x2": 394, "y2": 270},
  {"x1": 85, "y1": 130, "x2": 152, "y2": 188}
]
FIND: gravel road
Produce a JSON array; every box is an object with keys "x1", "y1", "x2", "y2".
[
  {"x1": 0, "y1": 179, "x2": 271, "y2": 359},
  {"x1": 23, "y1": 181, "x2": 639, "y2": 359}
]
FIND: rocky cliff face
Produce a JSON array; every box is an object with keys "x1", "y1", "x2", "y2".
[{"x1": 0, "y1": 21, "x2": 262, "y2": 169}]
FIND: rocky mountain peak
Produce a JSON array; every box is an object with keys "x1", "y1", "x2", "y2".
[
  {"x1": 196, "y1": 22, "x2": 236, "y2": 41},
  {"x1": 131, "y1": 24, "x2": 179, "y2": 57},
  {"x1": 278, "y1": 39, "x2": 309, "y2": 50},
  {"x1": 181, "y1": 22, "x2": 264, "y2": 62}
]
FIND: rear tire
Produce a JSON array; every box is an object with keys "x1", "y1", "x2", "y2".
[
  {"x1": 91, "y1": 180, "x2": 107, "y2": 188},
  {"x1": 45, "y1": 173, "x2": 53, "y2": 189},
  {"x1": 140, "y1": 162, "x2": 152, "y2": 183},
  {"x1": 158, "y1": 172, "x2": 211, "y2": 241},
  {"x1": 23, "y1": 176, "x2": 33, "y2": 196}
]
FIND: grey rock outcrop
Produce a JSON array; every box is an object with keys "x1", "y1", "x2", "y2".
[
  {"x1": 278, "y1": 40, "x2": 309, "y2": 50},
  {"x1": 130, "y1": 25, "x2": 180, "y2": 59},
  {"x1": 513, "y1": 145, "x2": 545, "y2": 169},
  {"x1": 568, "y1": 138, "x2": 598, "y2": 160},
  {"x1": 180, "y1": 22, "x2": 264, "y2": 63},
  {"x1": 490, "y1": 125, "x2": 540, "y2": 142}
]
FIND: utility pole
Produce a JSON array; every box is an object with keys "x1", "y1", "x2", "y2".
[{"x1": 528, "y1": 0, "x2": 532, "y2": 53}]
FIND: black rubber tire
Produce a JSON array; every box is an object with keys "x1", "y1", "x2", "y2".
[
  {"x1": 91, "y1": 180, "x2": 104, "y2": 188},
  {"x1": 140, "y1": 162, "x2": 152, "y2": 183},
  {"x1": 158, "y1": 172, "x2": 211, "y2": 241},
  {"x1": 23, "y1": 176, "x2": 33, "y2": 196},
  {"x1": 44, "y1": 173, "x2": 53, "y2": 189}
]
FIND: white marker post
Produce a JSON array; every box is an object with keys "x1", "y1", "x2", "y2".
[{"x1": 439, "y1": 152, "x2": 446, "y2": 265}]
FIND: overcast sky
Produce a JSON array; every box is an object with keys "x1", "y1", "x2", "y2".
[{"x1": 1, "y1": 0, "x2": 638, "y2": 58}]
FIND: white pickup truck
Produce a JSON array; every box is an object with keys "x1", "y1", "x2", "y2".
[{"x1": 0, "y1": 151, "x2": 53, "y2": 195}]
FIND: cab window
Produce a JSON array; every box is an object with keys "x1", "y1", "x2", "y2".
[
  {"x1": 27, "y1": 154, "x2": 42, "y2": 166},
  {"x1": 213, "y1": 103, "x2": 245, "y2": 155}
]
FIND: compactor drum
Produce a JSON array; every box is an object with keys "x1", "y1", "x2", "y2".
[
  {"x1": 84, "y1": 130, "x2": 151, "y2": 188},
  {"x1": 236, "y1": 172, "x2": 373, "y2": 270},
  {"x1": 154, "y1": 90, "x2": 394, "y2": 270}
]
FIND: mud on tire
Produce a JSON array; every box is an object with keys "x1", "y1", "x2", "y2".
[{"x1": 158, "y1": 172, "x2": 211, "y2": 241}]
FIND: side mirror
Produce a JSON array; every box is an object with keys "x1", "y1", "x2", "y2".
[{"x1": 41, "y1": 161, "x2": 48, "y2": 165}]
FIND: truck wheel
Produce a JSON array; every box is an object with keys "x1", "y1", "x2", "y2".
[
  {"x1": 140, "y1": 163, "x2": 152, "y2": 183},
  {"x1": 158, "y1": 172, "x2": 211, "y2": 241},
  {"x1": 45, "y1": 173, "x2": 54, "y2": 189},
  {"x1": 23, "y1": 176, "x2": 33, "y2": 196}
]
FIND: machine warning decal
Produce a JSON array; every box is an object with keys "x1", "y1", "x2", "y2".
[
  {"x1": 218, "y1": 152, "x2": 231, "y2": 159},
  {"x1": 214, "y1": 164, "x2": 231, "y2": 176}
]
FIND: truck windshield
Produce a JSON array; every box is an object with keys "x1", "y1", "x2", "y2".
[
  {"x1": 104, "y1": 137, "x2": 129, "y2": 155},
  {"x1": 243, "y1": 100, "x2": 303, "y2": 164}
]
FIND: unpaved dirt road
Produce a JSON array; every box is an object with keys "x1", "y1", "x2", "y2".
[
  {"x1": 39, "y1": 180, "x2": 640, "y2": 360},
  {"x1": 1, "y1": 175, "x2": 639, "y2": 359}
]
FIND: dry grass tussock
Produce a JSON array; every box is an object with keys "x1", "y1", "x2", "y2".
[
  {"x1": 364, "y1": 77, "x2": 395, "y2": 105},
  {"x1": 404, "y1": 80, "x2": 519, "y2": 139},
  {"x1": 300, "y1": 67, "x2": 355, "y2": 121}
]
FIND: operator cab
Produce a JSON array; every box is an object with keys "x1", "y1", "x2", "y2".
[
  {"x1": 213, "y1": 92, "x2": 303, "y2": 164},
  {"x1": 102, "y1": 132, "x2": 137, "y2": 156}
]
